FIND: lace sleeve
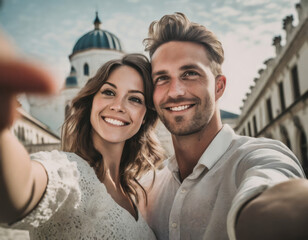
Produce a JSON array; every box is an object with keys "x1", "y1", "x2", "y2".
[{"x1": 10, "y1": 150, "x2": 81, "y2": 229}]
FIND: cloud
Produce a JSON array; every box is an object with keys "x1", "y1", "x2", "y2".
[
  {"x1": 104, "y1": 13, "x2": 150, "y2": 53},
  {"x1": 212, "y1": 6, "x2": 241, "y2": 17},
  {"x1": 236, "y1": 0, "x2": 270, "y2": 7}
]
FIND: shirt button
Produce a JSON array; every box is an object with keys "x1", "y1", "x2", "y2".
[
  {"x1": 172, "y1": 222, "x2": 177, "y2": 228},
  {"x1": 181, "y1": 188, "x2": 187, "y2": 193}
]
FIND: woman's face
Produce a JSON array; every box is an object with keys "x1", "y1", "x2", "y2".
[{"x1": 90, "y1": 65, "x2": 146, "y2": 146}]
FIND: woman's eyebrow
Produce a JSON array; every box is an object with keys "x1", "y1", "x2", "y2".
[
  {"x1": 103, "y1": 82, "x2": 117, "y2": 88},
  {"x1": 129, "y1": 90, "x2": 144, "y2": 96},
  {"x1": 103, "y1": 82, "x2": 144, "y2": 96}
]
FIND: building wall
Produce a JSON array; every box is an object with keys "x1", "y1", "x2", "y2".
[
  {"x1": 13, "y1": 108, "x2": 60, "y2": 147},
  {"x1": 70, "y1": 49, "x2": 124, "y2": 88},
  {"x1": 236, "y1": 0, "x2": 308, "y2": 174},
  {"x1": 28, "y1": 49, "x2": 124, "y2": 134}
]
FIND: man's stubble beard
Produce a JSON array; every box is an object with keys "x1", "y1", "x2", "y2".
[{"x1": 158, "y1": 96, "x2": 214, "y2": 137}]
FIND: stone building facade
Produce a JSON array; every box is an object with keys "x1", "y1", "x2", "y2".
[{"x1": 235, "y1": 0, "x2": 308, "y2": 175}]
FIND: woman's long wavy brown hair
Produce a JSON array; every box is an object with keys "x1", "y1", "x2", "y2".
[{"x1": 61, "y1": 53, "x2": 164, "y2": 204}]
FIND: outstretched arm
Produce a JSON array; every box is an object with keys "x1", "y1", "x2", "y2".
[
  {"x1": 235, "y1": 179, "x2": 308, "y2": 240},
  {"x1": 0, "y1": 32, "x2": 56, "y2": 223}
]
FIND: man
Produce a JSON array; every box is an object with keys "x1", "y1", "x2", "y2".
[{"x1": 140, "y1": 13, "x2": 308, "y2": 240}]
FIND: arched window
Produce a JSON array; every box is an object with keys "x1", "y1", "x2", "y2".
[
  {"x1": 17, "y1": 126, "x2": 21, "y2": 140},
  {"x1": 21, "y1": 127, "x2": 25, "y2": 142},
  {"x1": 65, "y1": 104, "x2": 70, "y2": 119},
  {"x1": 71, "y1": 66, "x2": 76, "y2": 73},
  {"x1": 280, "y1": 125, "x2": 291, "y2": 150},
  {"x1": 300, "y1": 130, "x2": 308, "y2": 175},
  {"x1": 84, "y1": 63, "x2": 89, "y2": 76}
]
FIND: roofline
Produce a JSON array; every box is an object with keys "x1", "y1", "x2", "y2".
[
  {"x1": 17, "y1": 107, "x2": 61, "y2": 139},
  {"x1": 69, "y1": 47, "x2": 125, "y2": 60}
]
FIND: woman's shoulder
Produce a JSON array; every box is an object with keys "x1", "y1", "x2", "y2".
[{"x1": 30, "y1": 150, "x2": 90, "y2": 169}]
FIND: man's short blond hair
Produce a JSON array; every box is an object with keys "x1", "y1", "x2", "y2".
[{"x1": 144, "y1": 12, "x2": 224, "y2": 77}]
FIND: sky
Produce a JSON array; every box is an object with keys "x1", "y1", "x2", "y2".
[{"x1": 0, "y1": 0, "x2": 300, "y2": 114}]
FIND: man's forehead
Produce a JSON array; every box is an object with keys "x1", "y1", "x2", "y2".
[{"x1": 151, "y1": 41, "x2": 210, "y2": 69}]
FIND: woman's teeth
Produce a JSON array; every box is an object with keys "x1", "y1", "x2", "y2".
[{"x1": 104, "y1": 117, "x2": 125, "y2": 126}]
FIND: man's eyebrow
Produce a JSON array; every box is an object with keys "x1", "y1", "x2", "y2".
[
  {"x1": 152, "y1": 64, "x2": 202, "y2": 77},
  {"x1": 152, "y1": 70, "x2": 168, "y2": 77},
  {"x1": 179, "y1": 64, "x2": 201, "y2": 71}
]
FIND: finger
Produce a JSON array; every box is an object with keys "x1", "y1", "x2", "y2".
[
  {"x1": 0, "y1": 59, "x2": 57, "y2": 94},
  {"x1": 0, "y1": 93, "x2": 19, "y2": 131}
]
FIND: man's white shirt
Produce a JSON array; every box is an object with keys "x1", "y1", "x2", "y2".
[{"x1": 140, "y1": 124, "x2": 305, "y2": 240}]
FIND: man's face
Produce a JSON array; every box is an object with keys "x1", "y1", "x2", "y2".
[{"x1": 151, "y1": 41, "x2": 221, "y2": 136}]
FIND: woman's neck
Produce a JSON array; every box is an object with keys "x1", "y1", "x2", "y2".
[{"x1": 92, "y1": 134, "x2": 125, "y2": 184}]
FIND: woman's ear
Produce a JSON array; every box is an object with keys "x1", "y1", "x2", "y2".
[{"x1": 215, "y1": 75, "x2": 226, "y2": 101}]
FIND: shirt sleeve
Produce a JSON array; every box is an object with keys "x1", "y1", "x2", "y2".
[
  {"x1": 227, "y1": 142, "x2": 305, "y2": 240},
  {"x1": 2, "y1": 150, "x2": 81, "y2": 230}
]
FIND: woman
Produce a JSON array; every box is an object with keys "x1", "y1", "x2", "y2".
[{"x1": 0, "y1": 54, "x2": 164, "y2": 239}]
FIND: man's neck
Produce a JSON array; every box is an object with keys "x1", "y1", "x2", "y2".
[{"x1": 172, "y1": 119, "x2": 223, "y2": 181}]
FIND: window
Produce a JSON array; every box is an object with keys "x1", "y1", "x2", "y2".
[
  {"x1": 266, "y1": 98, "x2": 273, "y2": 122},
  {"x1": 242, "y1": 128, "x2": 246, "y2": 136},
  {"x1": 280, "y1": 125, "x2": 291, "y2": 150},
  {"x1": 84, "y1": 63, "x2": 89, "y2": 76},
  {"x1": 291, "y1": 65, "x2": 300, "y2": 100},
  {"x1": 17, "y1": 126, "x2": 21, "y2": 140},
  {"x1": 253, "y1": 115, "x2": 258, "y2": 136},
  {"x1": 248, "y1": 122, "x2": 252, "y2": 137},
  {"x1": 300, "y1": 130, "x2": 308, "y2": 175},
  {"x1": 65, "y1": 104, "x2": 70, "y2": 119},
  {"x1": 278, "y1": 82, "x2": 286, "y2": 111},
  {"x1": 21, "y1": 127, "x2": 25, "y2": 141}
]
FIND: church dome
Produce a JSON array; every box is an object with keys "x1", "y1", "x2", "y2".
[{"x1": 71, "y1": 12, "x2": 122, "y2": 55}]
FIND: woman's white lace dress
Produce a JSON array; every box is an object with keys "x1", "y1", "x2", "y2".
[{"x1": 2, "y1": 150, "x2": 156, "y2": 239}]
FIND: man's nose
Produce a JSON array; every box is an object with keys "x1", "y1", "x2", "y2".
[{"x1": 167, "y1": 78, "x2": 185, "y2": 98}]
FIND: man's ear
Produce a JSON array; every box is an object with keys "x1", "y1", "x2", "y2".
[{"x1": 215, "y1": 75, "x2": 226, "y2": 101}]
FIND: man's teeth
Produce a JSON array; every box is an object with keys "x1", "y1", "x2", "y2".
[
  {"x1": 104, "y1": 117, "x2": 125, "y2": 126},
  {"x1": 169, "y1": 105, "x2": 190, "y2": 111}
]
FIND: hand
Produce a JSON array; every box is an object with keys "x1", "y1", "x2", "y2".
[
  {"x1": 236, "y1": 179, "x2": 308, "y2": 240},
  {"x1": 0, "y1": 31, "x2": 57, "y2": 131}
]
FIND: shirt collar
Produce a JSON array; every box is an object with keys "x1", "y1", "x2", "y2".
[
  {"x1": 198, "y1": 124, "x2": 234, "y2": 169},
  {"x1": 168, "y1": 124, "x2": 234, "y2": 172}
]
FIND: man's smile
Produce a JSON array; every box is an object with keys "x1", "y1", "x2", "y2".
[{"x1": 166, "y1": 104, "x2": 195, "y2": 112}]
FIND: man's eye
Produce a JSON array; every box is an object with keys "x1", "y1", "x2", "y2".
[
  {"x1": 101, "y1": 90, "x2": 115, "y2": 96},
  {"x1": 183, "y1": 71, "x2": 199, "y2": 77},
  {"x1": 155, "y1": 76, "x2": 168, "y2": 85},
  {"x1": 129, "y1": 97, "x2": 143, "y2": 104}
]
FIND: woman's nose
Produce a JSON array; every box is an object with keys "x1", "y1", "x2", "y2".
[{"x1": 109, "y1": 99, "x2": 126, "y2": 113}]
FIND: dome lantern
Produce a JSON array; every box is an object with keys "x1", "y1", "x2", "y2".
[{"x1": 94, "y1": 11, "x2": 101, "y2": 30}]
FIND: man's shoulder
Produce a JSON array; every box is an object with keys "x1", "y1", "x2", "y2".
[
  {"x1": 140, "y1": 163, "x2": 171, "y2": 188},
  {"x1": 230, "y1": 134, "x2": 290, "y2": 153}
]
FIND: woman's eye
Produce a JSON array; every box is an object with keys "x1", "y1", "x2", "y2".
[
  {"x1": 129, "y1": 97, "x2": 143, "y2": 104},
  {"x1": 101, "y1": 89, "x2": 115, "y2": 96}
]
